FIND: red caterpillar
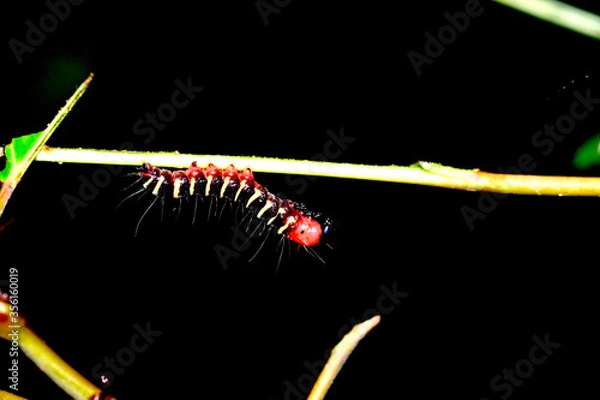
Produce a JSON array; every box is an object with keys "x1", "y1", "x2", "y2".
[{"x1": 122, "y1": 162, "x2": 335, "y2": 261}]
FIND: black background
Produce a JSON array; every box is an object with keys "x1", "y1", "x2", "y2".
[{"x1": 1, "y1": 1, "x2": 599, "y2": 399}]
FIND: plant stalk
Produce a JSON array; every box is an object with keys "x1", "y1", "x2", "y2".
[{"x1": 36, "y1": 147, "x2": 600, "y2": 196}]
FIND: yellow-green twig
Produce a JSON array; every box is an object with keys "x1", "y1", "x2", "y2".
[
  {"x1": 0, "y1": 390, "x2": 27, "y2": 400},
  {"x1": 493, "y1": 0, "x2": 600, "y2": 40},
  {"x1": 0, "y1": 300, "x2": 113, "y2": 400},
  {"x1": 307, "y1": 315, "x2": 381, "y2": 400},
  {"x1": 36, "y1": 147, "x2": 600, "y2": 196},
  {"x1": 18, "y1": 326, "x2": 109, "y2": 400},
  {"x1": 0, "y1": 74, "x2": 93, "y2": 216}
]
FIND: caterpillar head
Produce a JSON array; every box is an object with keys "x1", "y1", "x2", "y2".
[
  {"x1": 320, "y1": 216, "x2": 337, "y2": 249},
  {"x1": 287, "y1": 215, "x2": 323, "y2": 247},
  {"x1": 287, "y1": 212, "x2": 337, "y2": 248}
]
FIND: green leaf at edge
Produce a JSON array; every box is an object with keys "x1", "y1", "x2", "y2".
[
  {"x1": 0, "y1": 132, "x2": 48, "y2": 220},
  {"x1": 573, "y1": 132, "x2": 600, "y2": 170},
  {"x1": 0, "y1": 132, "x2": 45, "y2": 182}
]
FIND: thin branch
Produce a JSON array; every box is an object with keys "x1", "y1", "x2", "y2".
[
  {"x1": 0, "y1": 299, "x2": 113, "y2": 400},
  {"x1": 307, "y1": 315, "x2": 381, "y2": 400},
  {"x1": 493, "y1": 0, "x2": 600, "y2": 41},
  {"x1": 0, "y1": 74, "x2": 93, "y2": 217},
  {"x1": 0, "y1": 390, "x2": 27, "y2": 400},
  {"x1": 36, "y1": 146, "x2": 600, "y2": 196}
]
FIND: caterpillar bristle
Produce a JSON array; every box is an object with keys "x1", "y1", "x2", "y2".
[
  {"x1": 120, "y1": 176, "x2": 143, "y2": 192},
  {"x1": 303, "y1": 245, "x2": 326, "y2": 264},
  {"x1": 115, "y1": 186, "x2": 145, "y2": 211},
  {"x1": 135, "y1": 196, "x2": 158, "y2": 237},
  {"x1": 248, "y1": 227, "x2": 273, "y2": 263}
]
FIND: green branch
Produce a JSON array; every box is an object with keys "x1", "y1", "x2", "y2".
[
  {"x1": 0, "y1": 299, "x2": 114, "y2": 400},
  {"x1": 36, "y1": 146, "x2": 600, "y2": 196},
  {"x1": 307, "y1": 315, "x2": 381, "y2": 400},
  {"x1": 0, "y1": 73, "x2": 93, "y2": 219},
  {"x1": 493, "y1": 0, "x2": 600, "y2": 40}
]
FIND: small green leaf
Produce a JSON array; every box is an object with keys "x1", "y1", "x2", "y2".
[
  {"x1": 0, "y1": 132, "x2": 44, "y2": 182},
  {"x1": 0, "y1": 132, "x2": 49, "y2": 219},
  {"x1": 573, "y1": 132, "x2": 600, "y2": 170}
]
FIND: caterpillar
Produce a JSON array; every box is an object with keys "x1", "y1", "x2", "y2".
[{"x1": 120, "y1": 162, "x2": 336, "y2": 263}]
